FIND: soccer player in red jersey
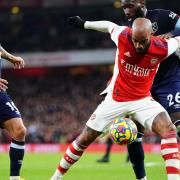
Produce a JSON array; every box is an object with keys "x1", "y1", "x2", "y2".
[{"x1": 50, "y1": 17, "x2": 180, "y2": 180}]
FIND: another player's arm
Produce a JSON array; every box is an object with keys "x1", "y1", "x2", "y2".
[
  {"x1": 68, "y1": 16, "x2": 118, "y2": 33},
  {"x1": 166, "y1": 36, "x2": 180, "y2": 57},
  {"x1": 159, "y1": 19, "x2": 180, "y2": 39},
  {"x1": 0, "y1": 45, "x2": 25, "y2": 69},
  {"x1": 84, "y1": 21, "x2": 118, "y2": 33},
  {"x1": 68, "y1": 16, "x2": 127, "y2": 45}
]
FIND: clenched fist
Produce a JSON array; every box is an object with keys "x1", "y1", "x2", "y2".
[{"x1": 68, "y1": 16, "x2": 85, "y2": 29}]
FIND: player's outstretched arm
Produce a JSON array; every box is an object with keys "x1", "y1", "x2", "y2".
[
  {"x1": 68, "y1": 16, "x2": 118, "y2": 33},
  {"x1": 0, "y1": 45, "x2": 25, "y2": 69},
  {"x1": 158, "y1": 18, "x2": 180, "y2": 39},
  {"x1": 68, "y1": 16, "x2": 85, "y2": 29}
]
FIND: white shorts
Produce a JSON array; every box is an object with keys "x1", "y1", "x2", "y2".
[{"x1": 86, "y1": 94, "x2": 167, "y2": 132}]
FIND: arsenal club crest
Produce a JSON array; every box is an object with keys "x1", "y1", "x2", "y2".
[{"x1": 150, "y1": 58, "x2": 158, "y2": 65}]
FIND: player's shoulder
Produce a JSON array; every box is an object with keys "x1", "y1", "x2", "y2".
[
  {"x1": 112, "y1": 25, "x2": 130, "y2": 37},
  {"x1": 147, "y1": 8, "x2": 178, "y2": 18},
  {"x1": 148, "y1": 9, "x2": 170, "y2": 14},
  {"x1": 151, "y1": 36, "x2": 168, "y2": 49},
  {"x1": 116, "y1": 27, "x2": 131, "y2": 42},
  {"x1": 119, "y1": 26, "x2": 131, "y2": 35},
  {"x1": 150, "y1": 36, "x2": 168, "y2": 56}
]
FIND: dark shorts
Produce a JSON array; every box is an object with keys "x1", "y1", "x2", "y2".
[
  {"x1": 0, "y1": 91, "x2": 21, "y2": 128},
  {"x1": 151, "y1": 81, "x2": 180, "y2": 114}
]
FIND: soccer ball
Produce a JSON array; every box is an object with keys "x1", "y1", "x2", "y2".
[{"x1": 109, "y1": 117, "x2": 138, "y2": 145}]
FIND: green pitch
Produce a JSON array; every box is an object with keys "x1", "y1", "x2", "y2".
[{"x1": 0, "y1": 152, "x2": 166, "y2": 180}]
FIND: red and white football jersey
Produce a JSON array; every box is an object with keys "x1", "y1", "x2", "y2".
[{"x1": 108, "y1": 26, "x2": 177, "y2": 102}]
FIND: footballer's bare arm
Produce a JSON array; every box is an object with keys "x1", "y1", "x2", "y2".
[{"x1": 0, "y1": 45, "x2": 25, "y2": 69}]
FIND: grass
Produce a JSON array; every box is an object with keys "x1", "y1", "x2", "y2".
[{"x1": 0, "y1": 152, "x2": 167, "y2": 180}]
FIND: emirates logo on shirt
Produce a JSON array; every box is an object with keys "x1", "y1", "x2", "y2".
[{"x1": 121, "y1": 59, "x2": 152, "y2": 76}]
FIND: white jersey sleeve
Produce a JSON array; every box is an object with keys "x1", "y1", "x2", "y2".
[
  {"x1": 166, "y1": 36, "x2": 180, "y2": 57},
  {"x1": 110, "y1": 26, "x2": 127, "y2": 46},
  {"x1": 84, "y1": 21, "x2": 127, "y2": 46},
  {"x1": 84, "y1": 21, "x2": 118, "y2": 33}
]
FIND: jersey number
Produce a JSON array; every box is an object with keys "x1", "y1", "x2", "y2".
[
  {"x1": 6, "y1": 101, "x2": 20, "y2": 115},
  {"x1": 167, "y1": 92, "x2": 180, "y2": 107}
]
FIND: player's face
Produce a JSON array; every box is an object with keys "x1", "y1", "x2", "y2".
[
  {"x1": 131, "y1": 33, "x2": 151, "y2": 53},
  {"x1": 121, "y1": 0, "x2": 145, "y2": 21}
]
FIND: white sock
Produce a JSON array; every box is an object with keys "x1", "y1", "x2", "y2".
[
  {"x1": 50, "y1": 169, "x2": 63, "y2": 179},
  {"x1": 10, "y1": 176, "x2": 20, "y2": 180},
  {"x1": 168, "y1": 174, "x2": 180, "y2": 180},
  {"x1": 136, "y1": 176, "x2": 147, "y2": 180}
]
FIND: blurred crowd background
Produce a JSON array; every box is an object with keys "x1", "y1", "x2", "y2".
[
  {"x1": 0, "y1": 0, "x2": 179, "y2": 144},
  {"x1": 0, "y1": 0, "x2": 179, "y2": 53}
]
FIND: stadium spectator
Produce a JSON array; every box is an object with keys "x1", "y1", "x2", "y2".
[{"x1": 0, "y1": 67, "x2": 111, "y2": 144}]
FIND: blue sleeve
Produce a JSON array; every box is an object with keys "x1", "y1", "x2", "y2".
[
  {"x1": 157, "y1": 9, "x2": 180, "y2": 36},
  {"x1": 172, "y1": 18, "x2": 180, "y2": 36},
  {"x1": 159, "y1": 10, "x2": 178, "y2": 25}
]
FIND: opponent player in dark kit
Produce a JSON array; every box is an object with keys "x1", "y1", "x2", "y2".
[{"x1": 0, "y1": 45, "x2": 26, "y2": 180}]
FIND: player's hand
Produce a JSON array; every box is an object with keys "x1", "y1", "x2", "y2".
[
  {"x1": 158, "y1": 32, "x2": 173, "y2": 39},
  {"x1": 0, "y1": 78, "x2": 8, "y2": 91},
  {"x1": 11, "y1": 56, "x2": 25, "y2": 69},
  {"x1": 68, "y1": 16, "x2": 85, "y2": 29}
]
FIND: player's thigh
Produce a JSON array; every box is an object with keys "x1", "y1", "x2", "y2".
[
  {"x1": 86, "y1": 95, "x2": 128, "y2": 132},
  {"x1": 132, "y1": 97, "x2": 167, "y2": 131},
  {"x1": 3, "y1": 117, "x2": 25, "y2": 135}
]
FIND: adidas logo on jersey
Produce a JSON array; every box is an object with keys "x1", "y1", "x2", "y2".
[
  {"x1": 121, "y1": 59, "x2": 151, "y2": 76},
  {"x1": 124, "y1": 51, "x2": 131, "y2": 57}
]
